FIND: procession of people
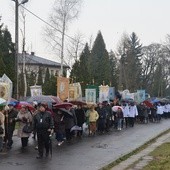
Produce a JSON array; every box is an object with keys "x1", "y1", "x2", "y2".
[{"x1": 0, "y1": 97, "x2": 170, "y2": 160}]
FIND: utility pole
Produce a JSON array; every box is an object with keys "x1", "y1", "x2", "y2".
[
  {"x1": 14, "y1": 0, "x2": 19, "y2": 99},
  {"x1": 12, "y1": 0, "x2": 29, "y2": 99}
]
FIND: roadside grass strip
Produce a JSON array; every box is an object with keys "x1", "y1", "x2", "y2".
[{"x1": 100, "y1": 129, "x2": 170, "y2": 170}]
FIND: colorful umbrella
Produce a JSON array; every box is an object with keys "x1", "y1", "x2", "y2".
[
  {"x1": 112, "y1": 106, "x2": 123, "y2": 112},
  {"x1": 15, "y1": 101, "x2": 35, "y2": 111},
  {"x1": 143, "y1": 100, "x2": 154, "y2": 108}
]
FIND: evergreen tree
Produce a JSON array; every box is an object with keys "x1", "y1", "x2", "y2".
[
  {"x1": 37, "y1": 66, "x2": 43, "y2": 85},
  {"x1": 48, "y1": 75, "x2": 57, "y2": 96},
  {"x1": 123, "y1": 32, "x2": 143, "y2": 92},
  {"x1": 79, "y1": 43, "x2": 91, "y2": 84},
  {"x1": 70, "y1": 60, "x2": 80, "y2": 82},
  {"x1": 109, "y1": 50, "x2": 118, "y2": 88},
  {"x1": 43, "y1": 68, "x2": 50, "y2": 94},
  {"x1": 0, "y1": 51, "x2": 5, "y2": 75},
  {"x1": 0, "y1": 25, "x2": 15, "y2": 83},
  {"x1": 90, "y1": 31, "x2": 111, "y2": 85}
]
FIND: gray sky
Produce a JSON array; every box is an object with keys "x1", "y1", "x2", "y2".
[{"x1": 0, "y1": 0, "x2": 170, "y2": 62}]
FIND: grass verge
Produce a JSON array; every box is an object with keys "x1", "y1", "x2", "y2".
[
  {"x1": 142, "y1": 142, "x2": 170, "y2": 170},
  {"x1": 100, "y1": 128, "x2": 170, "y2": 170}
]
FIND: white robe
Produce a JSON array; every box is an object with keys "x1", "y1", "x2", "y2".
[
  {"x1": 122, "y1": 105, "x2": 130, "y2": 117},
  {"x1": 157, "y1": 105, "x2": 164, "y2": 115},
  {"x1": 129, "y1": 105, "x2": 138, "y2": 118}
]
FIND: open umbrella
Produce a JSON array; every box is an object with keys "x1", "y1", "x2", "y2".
[
  {"x1": 0, "y1": 98, "x2": 6, "y2": 105},
  {"x1": 69, "y1": 100, "x2": 87, "y2": 106},
  {"x1": 27, "y1": 95, "x2": 62, "y2": 104},
  {"x1": 15, "y1": 101, "x2": 35, "y2": 111},
  {"x1": 143, "y1": 100, "x2": 154, "y2": 108},
  {"x1": 160, "y1": 98, "x2": 169, "y2": 103},
  {"x1": 57, "y1": 108, "x2": 73, "y2": 117},
  {"x1": 112, "y1": 106, "x2": 123, "y2": 112},
  {"x1": 52, "y1": 102, "x2": 73, "y2": 109}
]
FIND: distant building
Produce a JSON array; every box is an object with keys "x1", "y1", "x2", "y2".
[{"x1": 18, "y1": 52, "x2": 69, "y2": 83}]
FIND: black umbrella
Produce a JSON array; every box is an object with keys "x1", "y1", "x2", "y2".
[{"x1": 54, "y1": 108, "x2": 74, "y2": 117}]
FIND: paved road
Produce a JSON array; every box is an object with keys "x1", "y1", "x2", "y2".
[{"x1": 1, "y1": 119, "x2": 170, "y2": 170}]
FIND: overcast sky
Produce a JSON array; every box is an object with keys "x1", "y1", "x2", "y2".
[{"x1": 0, "y1": 0, "x2": 170, "y2": 62}]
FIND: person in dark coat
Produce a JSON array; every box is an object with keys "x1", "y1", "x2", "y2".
[
  {"x1": 115, "y1": 107, "x2": 124, "y2": 130},
  {"x1": 64, "y1": 106, "x2": 77, "y2": 142},
  {"x1": 33, "y1": 104, "x2": 54, "y2": 159},
  {"x1": 103, "y1": 101, "x2": 113, "y2": 131},
  {"x1": 4, "y1": 104, "x2": 18, "y2": 149},
  {"x1": 53, "y1": 109, "x2": 65, "y2": 146},
  {"x1": 96, "y1": 103, "x2": 107, "y2": 134},
  {"x1": 75, "y1": 105, "x2": 85, "y2": 137}
]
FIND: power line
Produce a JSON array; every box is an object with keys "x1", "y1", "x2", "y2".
[{"x1": 21, "y1": 5, "x2": 85, "y2": 46}]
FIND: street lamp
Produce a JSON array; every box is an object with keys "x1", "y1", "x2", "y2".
[{"x1": 12, "y1": 0, "x2": 29, "y2": 99}]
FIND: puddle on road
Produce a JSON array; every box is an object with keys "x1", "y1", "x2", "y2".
[{"x1": 91, "y1": 143, "x2": 108, "y2": 149}]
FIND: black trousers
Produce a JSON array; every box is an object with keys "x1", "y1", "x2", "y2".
[
  {"x1": 129, "y1": 117, "x2": 135, "y2": 127},
  {"x1": 21, "y1": 137, "x2": 29, "y2": 147},
  {"x1": 37, "y1": 132, "x2": 50, "y2": 156},
  {"x1": 4, "y1": 130, "x2": 14, "y2": 148}
]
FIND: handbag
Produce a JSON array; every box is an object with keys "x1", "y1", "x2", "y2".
[
  {"x1": 0, "y1": 126, "x2": 4, "y2": 135},
  {"x1": 22, "y1": 123, "x2": 32, "y2": 133}
]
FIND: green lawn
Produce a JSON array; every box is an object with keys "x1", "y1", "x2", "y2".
[{"x1": 143, "y1": 142, "x2": 170, "y2": 170}]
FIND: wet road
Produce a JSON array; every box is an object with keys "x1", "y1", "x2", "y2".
[{"x1": 1, "y1": 119, "x2": 170, "y2": 170}]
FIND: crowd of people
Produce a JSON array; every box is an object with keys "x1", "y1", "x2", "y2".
[{"x1": 0, "y1": 98, "x2": 170, "y2": 159}]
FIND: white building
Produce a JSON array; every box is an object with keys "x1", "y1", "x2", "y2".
[{"x1": 18, "y1": 52, "x2": 69, "y2": 83}]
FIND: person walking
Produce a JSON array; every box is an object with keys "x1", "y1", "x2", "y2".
[
  {"x1": 87, "y1": 104, "x2": 99, "y2": 136},
  {"x1": 75, "y1": 105, "x2": 85, "y2": 138},
  {"x1": 17, "y1": 105, "x2": 33, "y2": 149},
  {"x1": 129, "y1": 102, "x2": 138, "y2": 127},
  {"x1": 96, "y1": 103, "x2": 107, "y2": 134},
  {"x1": 64, "y1": 105, "x2": 77, "y2": 142},
  {"x1": 116, "y1": 107, "x2": 124, "y2": 130},
  {"x1": 4, "y1": 103, "x2": 18, "y2": 149},
  {"x1": 0, "y1": 107, "x2": 5, "y2": 152},
  {"x1": 33, "y1": 104, "x2": 54, "y2": 159},
  {"x1": 122, "y1": 102, "x2": 130, "y2": 128},
  {"x1": 53, "y1": 109, "x2": 65, "y2": 146}
]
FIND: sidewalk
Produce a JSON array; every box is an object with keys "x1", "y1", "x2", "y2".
[{"x1": 111, "y1": 130, "x2": 170, "y2": 170}]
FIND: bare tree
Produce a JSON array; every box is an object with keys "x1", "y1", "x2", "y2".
[
  {"x1": 19, "y1": 8, "x2": 27, "y2": 98},
  {"x1": 44, "y1": 0, "x2": 82, "y2": 76},
  {"x1": 67, "y1": 31, "x2": 84, "y2": 65}
]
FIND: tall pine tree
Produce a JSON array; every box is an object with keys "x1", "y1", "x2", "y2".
[
  {"x1": 90, "y1": 31, "x2": 111, "y2": 85},
  {"x1": 123, "y1": 32, "x2": 143, "y2": 92}
]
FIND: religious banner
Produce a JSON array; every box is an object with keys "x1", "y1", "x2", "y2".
[
  {"x1": 99, "y1": 85, "x2": 110, "y2": 103},
  {"x1": 85, "y1": 89, "x2": 96, "y2": 104},
  {"x1": 30, "y1": 85, "x2": 42, "y2": 97},
  {"x1": 69, "y1": 82, "x2": 82, "y2": 101},
  {"x1": 108, "y1": 87, "x2": 115, "y2": 101},
  {"x1": 0, "y1": 74, "x2": 13, "y2": 100},
  {"x1": 57, "y1": 77, "x2": 69, "y2": 101},
  {"x1": 122, "y1": 89, "x2": 130, "y2": 100},
  {"x1": 125, "y1": 93, "x2": 135, "y2": 100},
  {"x1": 136, "y1": 90, "x2": 146, "y2": 103}
]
